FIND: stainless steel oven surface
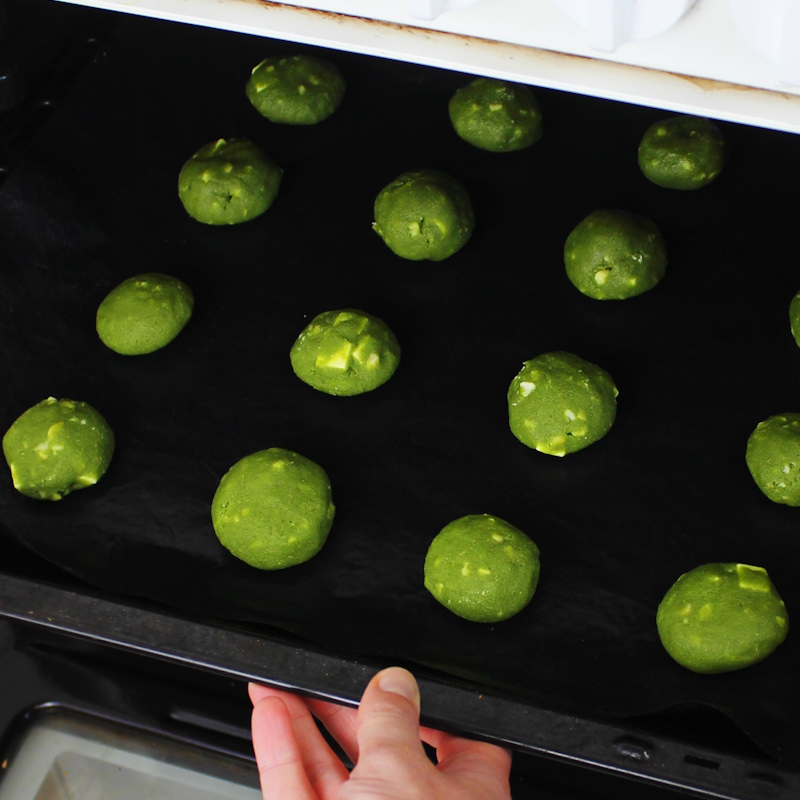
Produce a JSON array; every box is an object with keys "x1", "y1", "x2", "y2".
[
  {"x1": 1, "y1": 1, "x2": 800, "y2": 798},
  {"x1": 0, "y1": 616, "x2": 261, "y2": 800},
  {"x1": 0, "y1": 707, "x2": 261, "y2": 800}
]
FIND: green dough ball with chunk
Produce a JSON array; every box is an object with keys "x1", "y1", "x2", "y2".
[
  {"x1": 448, "y1": 77, "x2": 543, "y2": 152},
  {"x1": 638, "y1": 115, "x2": 727, "y2": 190},
  {"x1": 96, "y1": 273, "x2": 194, "y2": 355},
  {"x1": 2, "y1": 397, "x2": 115, "y2": 501},
  {"x1": 372, "y1": 169, "x2": 475, "y2": 261},
  {"x1": 178, "y1": 138, "x2": 282, "y2": 225},
  {"x1": 424, "y1": 513, "x2": 541, "y2": 622},
  {"x1": 656, "y1": 562, "x2": 788, "y2": 674},
  {"x1": 789, "y1": 290, "x2": 800, "y2": 348},
  {"x1": 564, "y1": 209, "x2": 667, "y2": 300},
  {"x1": 508, "y1": 351, "x2": 618, "y2": 457},
  {"x1": 745, "y1": 413, "x2": 800, "y2": 505},
  {"x1": 211, "y1": 447, "x2": 335, "y2": 570},
  {"x1": 290, "y1": 309, "x2": 400, "y2": 396},
  {"x1": 246, "y1": 54, "x2": 345, "y2": 125}
]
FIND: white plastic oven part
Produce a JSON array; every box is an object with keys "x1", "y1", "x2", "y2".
[
  {"x1": 410, "y1": 0, "x2": 696, "y2": 51},
  {"x1": 50, "y1": 0, "x2": 800, "y2": 134},
  {"x1": 730, "y1": 0, "x2": 800, "y2": 87},
  {"x1": 405, "y1": 0, "x2": 480, "y2": 22},
  {"x1": 551, "y1": 0, "x2": 696, "y2": 53}
]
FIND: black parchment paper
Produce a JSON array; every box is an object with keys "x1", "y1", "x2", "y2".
[{"x1": 1, "y1": 15, "x2": 799, "y2": 764}]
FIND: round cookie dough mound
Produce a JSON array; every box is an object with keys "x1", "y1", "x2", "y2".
[
  {"x1": 656, "y1": 562, "x2": 788, "y2": 674},
  {"x1": 211, "y1": 447, "x2": 335, "y2": 570},
  {"x1": 96, "y1": 273, "x2": 194, "y2": 355},
  {"x1": 178, "y1": 138, "x2": 282, "y2": 226},
  {"x1": 2, "y1": 397, "x2": 114, "y2": 501},
  {"x1": 290, "y1": 309, "x2": 401, "y2": 396},
  {"x1": 246, "y1": 54, "x2": 345, "y2": 125},
  {"x1": 638, "y1": 115, "x2": 727, "y2": 190},
  {"x1": 448, "y1": 77, "x2": 543, "y2": 153},
  {"x1": 424, "y1": 514, "x2": 541, "y2": 623},
  {"x1": 745, "y1": 412, "x2": 800, "y2": 505},
  {"x1": 789, "y1": 290, "x2": 800, "y2": 348},
  {"x1": 508, "y1": 351, "x2": 618, "y2": 457},
  {"x1": 564, "y1": 209, "x2": 667, "y2": 300},
  {"x1": 372, "y1": 169, "x2": 475, "y2": 262}
]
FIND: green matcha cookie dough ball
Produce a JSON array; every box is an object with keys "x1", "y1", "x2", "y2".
[
  {"x1": 178, "y1": 138, "x2": 282, "y2": 225},
  {"x1": 290, "y1": 309, "x2": 400, "y2": 396},
  {"x1": 564, "y1": 209, "x2": 667, "y2": 300},
  {"x1": 745, "y1": 413, "x2": 800, "y2": 505},
  {"x1": 246, "y1": 54, "x2": 345, "y2": 125},
  {"x1": 638, "y1": 115, "x2": 726, "y2": 190},
  {"x1": 508, "y1": 351, "x2": 618, "y2": 457},
  {"x1": 789, "y1": 291, "x2": 800, "y2": 348},
  {"x1": 372, "y1": 169, "x2": 475, "y2": 262},
  {"x1": 448, "y1": 77, "x2": 543, "y2": 153},
  {"x1": 96, "y1": 273, "x2": 194, "y2": 355},
  {"x1": 656, "y1": 562, "x2": 788, "y2": 674},
  {"x1": 2, "y1": 397, "x2": 114, "y2": 501},
  {"x1": 211, "y1": 447, "x2": 335, "y2": 570},
  {"x1": 424, "y1": 514, "x2": 541, "y2": 622}
]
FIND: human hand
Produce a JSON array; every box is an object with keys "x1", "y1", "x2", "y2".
[{"x1": 248, "y1": 666, "x2": 512, "y2": 800}]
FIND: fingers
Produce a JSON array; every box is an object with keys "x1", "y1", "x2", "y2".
[
  {"x1": 306, "y1": 697, "x2": 360, "y2": 764},
  {"x1": 250, "y1": 694, "x2": 319, "y2": 800},
  {"x1": 307, "y1": 686, "x2": 452, "y2": 766},
  {"x1": 306, "y1": 671, "x2": 423, "y2": 767},
  {"x1": 250, "y1": 673, "x2": 513, "y2": 800},
  {"x1": 435, "y1": 732, "x2": 513, "y2": 799},
  {"x1": 350, "y1": 667, "x2": 433, "y2": 783},
  {"x1": 250, "y1": 685, "x2": 361, "y2": 767},
  {"x1": 249, "y1": 682, "x2": 315, "y2": 720},
  {"x1": 351, "y1": 669, "x2": 512, "y2": 799},
  {"x1": 248, "y1": 684, "x2": 349, "y2": 800}
]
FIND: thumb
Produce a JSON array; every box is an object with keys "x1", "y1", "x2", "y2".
[{"x1": 351, "y1": 667, "x2": 431, "y2": 776}]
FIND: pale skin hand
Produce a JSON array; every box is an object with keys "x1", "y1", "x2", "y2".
[{"x1": 249, "y1": 666, "x2": 512, "y2": 800}]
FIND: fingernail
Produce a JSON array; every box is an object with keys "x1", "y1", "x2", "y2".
[{"x1": 378, "y1": 667, "x2": 420, "y2": 705}]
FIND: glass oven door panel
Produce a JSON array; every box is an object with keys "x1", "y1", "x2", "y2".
[{"x1": 0, "y1": 707, "x2": 261, "y2": 800}]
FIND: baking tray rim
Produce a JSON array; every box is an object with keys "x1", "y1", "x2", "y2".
[{"x1": 0, "y1": 571, "x2": 798, "y2": 799}]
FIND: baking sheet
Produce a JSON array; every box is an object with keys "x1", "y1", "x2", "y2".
[{"x1": 1, "y1": 13, "x2": 799, "y2": 765}]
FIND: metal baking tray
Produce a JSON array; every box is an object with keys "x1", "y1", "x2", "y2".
[{"x1": 1, "y1": 3, "x2": 799, "y2": 796}]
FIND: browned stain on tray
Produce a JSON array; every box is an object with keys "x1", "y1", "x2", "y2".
[{"x1": 246, "y1": 0, "x2": 799, "y2": 109}]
